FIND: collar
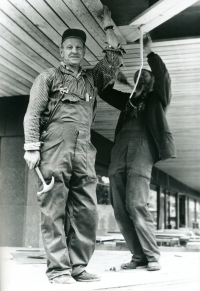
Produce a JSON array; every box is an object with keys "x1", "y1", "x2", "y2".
[{"x1": 60, "y1": 61, "x2": 86, "y2": 78}]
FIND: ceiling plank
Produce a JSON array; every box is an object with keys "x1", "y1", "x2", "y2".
[
  {"x1": 0, "y1": 37, "x2": 44, "y2": 74},
  {"x1": 0, "y1": 88, "x2": 12, "y2": 97},
  {"x1": 0, "y1": 0, "x2": 61, "y2": 61},
  {"x1": 0, "y1": 84, "x2": 21, "y2": 96},
  {"x1": 9, "y1": 0, "x2": 91, "y2": 65},
  {"x1": 45, "y1": 0, "x2": 101, "y2": 60},
  {"x1": 0, "y1": 56, "x2": 36, "y2": 83},
  {"x1": 0, "y1": 48, "x2": 37, "y2": 80},
  {"x1": 0, "y1": 72, "x2": 30, "y2": 94},
  {"x1": 0, "y1": 79, "x2": 28, "y2": 95},
  {"x1": 62, "y1": 0, "x2": 106, "y2": 48},
  {"x1": 82, "y1": 0, "x2": 127, "y2": 44},
  {"x1": 0, "y1": 65, "x2": 32, "y2": 88},
  {"x1": 118, "y1": 0, "x2": 199, "y2": 42},
  {"x1": 9, "y1": 0, "x2": 62, "y2": 45},
  {"x1": 26, "y1": 0, "x2": 89, "y2": 67},
  {"x1": 0, "y1": 24, "x2": 53, "y2": 70},
  {"x1": 0, "y1": 11, "x2": 59, "y2": 67}
]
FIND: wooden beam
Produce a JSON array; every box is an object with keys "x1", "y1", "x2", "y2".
[
  {"x1": 118, "y1": 0, "x2": 199, "y2": 42},
  {"x1": 82, "y1": 0, "x2": 127, "y2": 44}
]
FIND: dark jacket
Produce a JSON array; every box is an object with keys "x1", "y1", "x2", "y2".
[{"x1": 99, "y1": 52, "x2": 177, "y2": 162}]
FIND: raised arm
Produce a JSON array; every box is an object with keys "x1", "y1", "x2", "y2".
[
  {"x1": 91, "y1": 6, "x2": 126, "y2": 93},
  {"x1": 99, "y1": 82, "x2": 129, "y2": 111},
  {"x1": 102, "y1": 5, "x2": 118, "y2": 49},
  {"x1": 144, "y1": 35, "x2": 172, "y2": 108}
]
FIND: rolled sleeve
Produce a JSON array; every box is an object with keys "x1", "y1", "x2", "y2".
[
  {"x1": 91, "y1": 45, "x2": 126, "y2": 93},
  {"x1": 24, "y1": 72, "x2": 52, "y2": 145}
]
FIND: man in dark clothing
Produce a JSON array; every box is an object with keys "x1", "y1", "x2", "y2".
[
  {"x1": 23, "y1": 7, "x2": 125, "y2": 284},
  {"x1": 99, "y1": 35, "x2": 176, "y2": 271}
]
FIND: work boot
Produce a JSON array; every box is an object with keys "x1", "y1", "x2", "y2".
[
  {"x1": 73, "y1": 270, "x2": 101, "y2": 282},
  {"x1": 147, "y1": 262, "x2": 161, "y2": 271},
  {"x1": 121, "y1": 260, "x2": 148, "y2": 269},
  {"x1": 50, "y1": 274, "x2": 76, "y2": 284}
]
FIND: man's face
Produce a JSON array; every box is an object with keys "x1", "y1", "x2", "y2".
[
  {"x1": 135, "y1": 70, "x2": 154, "y2": 92},
  {"x1": 60, "y1": 38, "x2": 85, "y2": 67}
]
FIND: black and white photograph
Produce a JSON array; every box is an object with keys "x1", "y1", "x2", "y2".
[{"x1": 0, "y1": 0, "x2": 200, "y2": 290}]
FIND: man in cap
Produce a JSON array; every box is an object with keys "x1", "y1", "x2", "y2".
[
  {"x1": 24, "y1": 6, "x2": 125, "y2": 284},
  {"x1": 99, "y1": 34, "x2": 176, "y2": 271}
]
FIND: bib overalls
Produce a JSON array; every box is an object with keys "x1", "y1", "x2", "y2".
[
  {"x1": 37, "y1": 70, "x2": 98, "y2": 280},
  {"x1": 109, "y1": 113, "x2": 160, "y2": 263}
]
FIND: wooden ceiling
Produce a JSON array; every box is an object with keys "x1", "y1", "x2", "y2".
[{"x1": 0, "y1": 0, "x2": 199, "y2": 193}]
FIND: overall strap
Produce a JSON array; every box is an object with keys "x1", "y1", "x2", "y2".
[
  {"x1": 82, "y1": 74, "x2": 98, "y2": 126},
  {"x1": 42, "y1": 67, "x2": 67, "y2": 132}
]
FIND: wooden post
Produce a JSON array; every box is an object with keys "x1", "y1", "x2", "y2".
[
  {"x1": 157, "y1": 186, "x2": 161, "y2": 230},
  {"x1": 186, "y1": 196, "x2": 189, "y2": 227},
  {"x1": 194, "y1": 200, "x2": 197, "y2": 225},
  {"x1": 164, "y1": 190, "x2": 166, "y2": 229},
  {"x1": 175, "y1": 193, "x2": 179, "y2": 229}
]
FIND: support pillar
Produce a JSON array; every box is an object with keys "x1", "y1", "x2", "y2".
[{"x1": 175, "y1": 193, "x2": 179, "y2": 229}]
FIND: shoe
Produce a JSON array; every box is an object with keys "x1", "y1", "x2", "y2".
[
  {"x1": 121, "y1": 260, "x2": 148, "y2": 269},
  {"x1": 50, "y1": 274, "x2": 76, "y2": 284},
  {"x1": 73, "y1": 270, "x2": 101, "y2": 282},
  {"x1": 147, "y1": 262, "x2": 161, "y2": 271}
]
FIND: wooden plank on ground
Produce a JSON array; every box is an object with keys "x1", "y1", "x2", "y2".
[
  {"x1": 118, "y1": 0, "x2": 199, "y2": 42},
  {"x1": 82, "y1": 0, "x2": 127, "y2": 45}
]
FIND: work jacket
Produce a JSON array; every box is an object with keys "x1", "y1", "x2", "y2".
[{"x1": 99, "y1": 52, "x2": 177, "y2": 162}]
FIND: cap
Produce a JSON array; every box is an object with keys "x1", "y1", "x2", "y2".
[
  {"x1": 61, "y1": 29, "x2": 86, "y2": 44},
  {"x1": 134, "y1": 69, "x2": 152, "y2": 83}
]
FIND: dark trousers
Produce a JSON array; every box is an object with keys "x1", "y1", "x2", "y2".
[
  {"x1": 109, "y1": 135, "x2": 160, "y2": 262},
  {"x1": 37, "y1": 100, "x2": 98, "y2": 280}
]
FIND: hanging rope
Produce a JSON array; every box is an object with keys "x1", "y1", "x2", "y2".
[{"x1": 129, "y1": 27, "x2": 144, "y2": 108}]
